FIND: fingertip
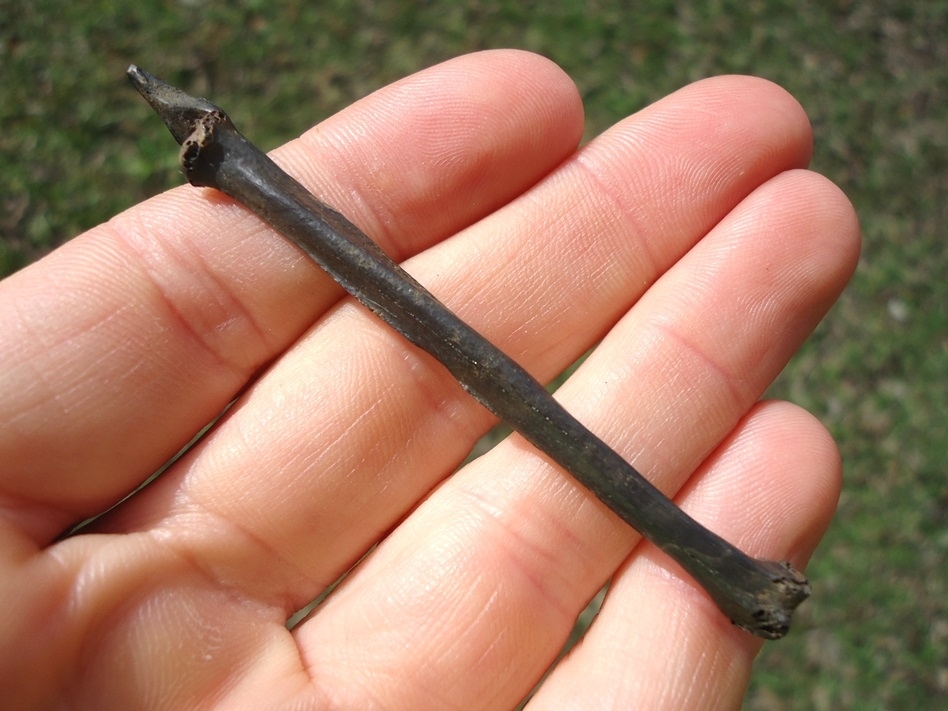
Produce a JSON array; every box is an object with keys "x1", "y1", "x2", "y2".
[
  {"x1": 799, "y1": 169, "x2": 862, "y2": 282},
  {"x1": 471, "y1": 48, "x2": 585, "y2": 136},
  {"x1": 684, "y1": 74, "x2": 814, "y2": 165},
  {"x1": 290, "y1": 49, "x2": 585, "y2": 260},
  {"x1": 752, "y1": 168, "x2": 861, "y2": 314},
  {"x1": 461, "y1": 48, "x2": 584, "y2": 103},
  {"x1": 680, "y1": 399, "x2": 842, "y2": 565},
  {"x1": 755, "y1": 401, "x2": 843, "y2": 563}
]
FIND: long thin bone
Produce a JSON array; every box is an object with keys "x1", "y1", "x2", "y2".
[{"x1": 128, "y1": 65, "x2": 810, "y2": 639}]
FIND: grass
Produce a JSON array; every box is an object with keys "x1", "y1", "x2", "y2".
[{"x1": 2, "y1": 0, "x2": 945, "y2": 707}]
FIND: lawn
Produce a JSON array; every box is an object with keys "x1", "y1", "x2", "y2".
[{"x1": 2, "y1": 1, "x2": 945, "y2": 707}]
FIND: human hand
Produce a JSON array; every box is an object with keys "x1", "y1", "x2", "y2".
[{"x1": 0, "y1": 50, "x2": 858, "y2": 709}]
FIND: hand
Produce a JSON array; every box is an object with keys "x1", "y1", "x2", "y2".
[{"x1": 0, "y1": 50, "x2": 857, "y2": 709}]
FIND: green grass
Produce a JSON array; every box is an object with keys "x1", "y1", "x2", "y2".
[{"x1": 2, "y1": 0, "x2": 945, "y2": 707}]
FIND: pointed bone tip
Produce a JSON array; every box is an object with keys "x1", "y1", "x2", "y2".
[
  {"x1": 126, "y1": 64, "x2": 147, "y2": 88},
  {"x1": 126, "y1": 65, "x2": 164, "y2": 96},
  {"x1": 126, "y1": 65, "x2": 226, "y2": 146}
]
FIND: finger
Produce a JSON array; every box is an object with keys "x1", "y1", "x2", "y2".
[
  {"x1": 0, "y1": 50, "x2": 583, "y2": 541},
  {"x1": 527, "y1": 402, "x2": 841, "y2": 710},
  {"x1": 290, "y1": 168, "x2": 858, "y2": 709},
  {"x1": 104, "y1": 75, "x2": 817, "y2": 611}
]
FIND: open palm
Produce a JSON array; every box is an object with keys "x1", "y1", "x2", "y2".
[{"x1": 0, "y1": 50, "x2": 857, "y2": 709}]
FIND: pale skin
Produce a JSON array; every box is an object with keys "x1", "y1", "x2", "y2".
[{"x1": 0, "y1": 50, "x2": 858, "y2": 709}]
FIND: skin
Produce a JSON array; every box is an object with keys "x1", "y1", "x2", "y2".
[
  {"x1": 0, "y1": 50, "x2": 858, "y2": 709},
  {"x1": 126, "y1": 64, "x2": 809, "y2": 639}
]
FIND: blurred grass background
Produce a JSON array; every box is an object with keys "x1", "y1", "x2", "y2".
[{"x1": 1, "y1": 1, "x2": 944, "y2": 708}]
